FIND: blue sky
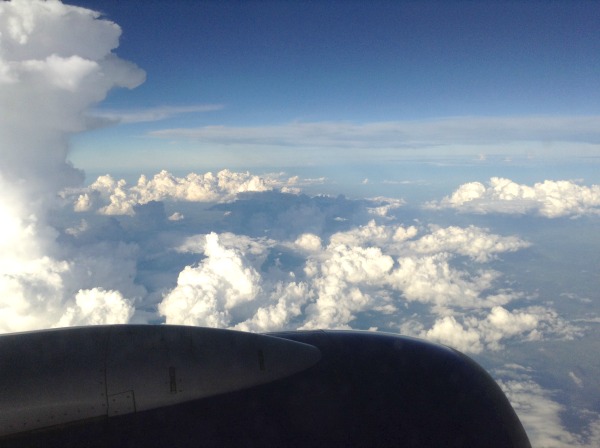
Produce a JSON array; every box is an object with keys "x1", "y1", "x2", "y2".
[
  {"x1": 67, "y1": 0, "x2": 600, "y2": 177},
  {"x1": 77, "y1": 0, "x2": 600, "y2": 118},
  {"x1": 2, "y1": 2, "x2": 600, "y2": 445}
]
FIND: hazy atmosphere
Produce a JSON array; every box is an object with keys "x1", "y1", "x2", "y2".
[{"x1": 1, "y1": 1, "x2": 600, "y2": 446}]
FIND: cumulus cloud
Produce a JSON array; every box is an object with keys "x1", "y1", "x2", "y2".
[
  {"x1": 299, "y1": 243, "x2": 394, "y2": 329},
  {"x1": 294, "y1": 233, "x2": 323, "y2": 252},
  {"x1": 404, "y1": 305, "x2": 580, "y2": 354},
  {"x1": 0, "y1": 0, "x2": 143, "y2": 333},
  {"x1": 159, "y1": 233, "x2": 262, "y2": 327},
  {"x1": 0, "y1": 252, "x2": 69, "y2": 333},
  {"x1": 56, "y1": 288, "x2": 134, "y2": 327},
  {"x1": 158, "y1": 222, "x2": 553, "y2": 341},
  {"x1": 235, "y1": 282, "x2": 313, "y2": 333},
  {"x1": 429, "y1": 177, "x2": 600, "y2": 218},
  {"x1": 176, "y1": 232, "x2": 276, "y2": 260},
  {"x1": 407, "y1": 225, "x2": 530, "y2": 262},
  {"x1": 329, "y1": 219, "x2": 408, "y2": 247},
  {"x1": 158, "y1": 218, "x2": 584, "y2": 366},
  {"x1": 0, "y1": 243, "x2": 136, "y2": 333},
  {"x1": 390, "y1": 254, "x2": 504, "y2": 311},
  {"x1": 70, "y1": 170, "x2": 303, "y2": 215}
]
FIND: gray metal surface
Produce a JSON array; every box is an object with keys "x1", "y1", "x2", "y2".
[{"x1": 0, "y1": 325, "x2": 321, "y2": 437}]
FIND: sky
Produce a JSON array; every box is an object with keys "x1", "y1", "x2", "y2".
[{"x1": 1, "y1": 1, "x2": 600, "y2": 446}]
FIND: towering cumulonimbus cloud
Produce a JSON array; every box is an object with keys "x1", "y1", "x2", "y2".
[
  {"x1": 0, "y1": 0, "x2": 144, "y2": 333},
  {"x1": 0, "y1": 0, "x2": 145, "y2": 197}
]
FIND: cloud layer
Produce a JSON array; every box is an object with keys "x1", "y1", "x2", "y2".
[
  {"x1": 72, "y1": 170, "x2": 287, "y2": 215},
  {"x1": 149, "y1": 116, "x2": 600, "y2": 148},
  {"x1": 157, "y1": 219, "x2": 574, "y2": 356},
  {"x1": 428, "y1": 177, "x2": 600, "y2": 218}
]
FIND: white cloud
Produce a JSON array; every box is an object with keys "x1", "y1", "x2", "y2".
[
  {"x1": 294, "y1": 233, "x2": 322, "y2": 252},
  {"x1": 389, "y1": 253, "x2": 506, "y2": 311},
  {"x1": 22, "y1": 54, "x2": 99, "y2": 91},
  {"x1": 422, "y1": 316, "x2": 484, "y2": 354},
  {"x1": 407, "y1": 225, "x2": 530, "y2": 262},
  {"x1": 299, "y1": 281, "x2": 372, "y2": 330},
  {"x1": 365, "y1": 197, "x2": 406, "y2": 218},
  {"x1": 74, "y1": 192, "x2": 92, "y2": 212},
  {"x1": 0, "y1": 0, "x2": 144, "y2": 196},
  {"x1": 235, "y1": 282, "x2": 312, "y2": 332},
  {"x1": 148, "y1": 116, "x2": 600, "y2": 150},
  {"x1": 73, "y1": 170, "x2": 300, "y2": 215},
  {"x1": 56, "y1": 288, "x2": 134, "y2": 327},
  {"x1": 429, "y1": 177, "x2": 600, "y2": 218},
  {"x1": 176, "y1": 232, "x2": 276, "y2": 260},
  {"x1": 0, "y1": 254, "x2": 69, "y2": 333},
  {"x1": 159, "y1": 223, "x2": 540, "y2": 334},
  {"x1": 498, "y1": 375, "x2": 600, "y2": 448},
  {"x1": 0, "y1": 242, "x2": 136, "y2": 333},
  {"x1": 0, "y1": 0, "x2": 144, "y2": 332},
  {"x1": 320, "y1": 244, "x2": 394, "y2": 285},
  {"x1": 413, "y1": 305, "x2": 579, "y2": 354},
  {"x1": 91, "y1": 104, "x2": 224, "y2": 124},
  {"x1": 159, "y1": 233, "x2": 262, "y2": 327},
  {"x1": 329, "y1": 219, "x2": 399, "y2": 247}
]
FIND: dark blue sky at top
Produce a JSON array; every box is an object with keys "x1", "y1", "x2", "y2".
[{"x1": 72, "y1": 0, "x2": 600, "y2": 124}]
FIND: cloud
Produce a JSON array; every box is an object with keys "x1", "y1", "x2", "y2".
[
  {"x1": 294, "y1": 233, "x2": 323, "y2": 252},
  {"x1": 148, "y1": 116, "x2": 600, "y2": 152},
  {"x1": 71, "y1": 170, "x2": 299, "y2": 215},
  {"x1": 235, "y1": 282, "x2": 313, "y2": 333},
  {"x1": 159, "y1": 233, "x2": 263, "y2": 327},
  {"x1": 0, "y1": 237, "x2": 136, "y2": 333},
  {"x1": 56, "y1": 288, "x2": 134, "y2": 327},
  {"x1": 428, "y1": 177, "x2": 600, "y2": 218},
  {"x1": 365, "y1": 197, "x2": 406, "y2": 218},
  {"x1": 405, "y1": 305, "x2": 580, "y2": 354},
  {"x1": 496, "y1": 371, "x2": 600, "y2": 448},
  {"x1": 420, "y1": 316, "x2": 484, "y2": 353},
  {"x1": 91, "y1": 104, "x2": 224, "y2": 124},
  {"x1": 406, "y1": 225, "x2": 530, "y2": 262},
  {"x1": 329, "y1": 219, "x2": 416, "y2": 247},
  {"x1": 154, "y1": 219, "x2": 580, "y2": 360},
  {"x1": 158, "y1": 222, "x2": 545, "y2": 336},
  {"x1": 0, "y1": 0, "x2": 143, "y2": 333},
  {"x1": 0, "y1": 0, "x2": 144, "y2": 196},
  {"x1": 299, "y1": 243, "x2": 394, "y2": 329},
  {"x1": 390, "y1": 254, "x2": 505, "y2": 311}
]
